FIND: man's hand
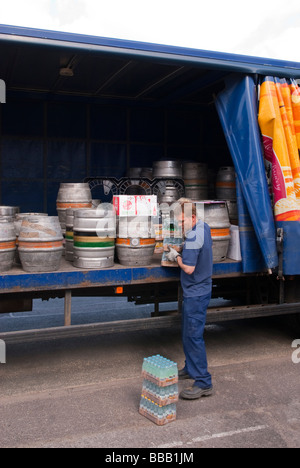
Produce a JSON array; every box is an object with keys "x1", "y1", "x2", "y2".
[{"x1": 165, "y1": 247, "x2": 181, "y2": 263}]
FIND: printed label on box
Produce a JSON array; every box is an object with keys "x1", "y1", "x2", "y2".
[{"x1": 113, "y1": 196, "x2": 157, "y2": 217}]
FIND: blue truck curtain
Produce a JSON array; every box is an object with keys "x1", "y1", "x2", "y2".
[{"x1": 215, "y1": 75, "x2": 278, "y2": 272}]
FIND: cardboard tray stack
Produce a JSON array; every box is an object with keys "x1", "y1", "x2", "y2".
[{"x1": 139, "y1": 355, "x2": 179, "y2": 426}]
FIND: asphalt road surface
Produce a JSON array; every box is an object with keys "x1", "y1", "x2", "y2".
[{"x1": 0, "y1": 309, "x2": 300, "y2": 449}]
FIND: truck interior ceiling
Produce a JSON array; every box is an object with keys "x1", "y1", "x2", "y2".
[{"x1": 0, "y1": 34, "x2": 232, "y2": 212}]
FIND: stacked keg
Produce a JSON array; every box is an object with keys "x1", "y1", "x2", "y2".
[
  {"x1": 152, "y1": 161, "x2": 183, "y2": 250},
  {"x1": 116, "y1": 216, "x2": 156, "y2": 266},
  {"x1": 73, "y1": 207, "x2": 116, "y2": 269},
  {"x1": 115, "y1": 197, "x2": 157, "y2": 266},
  {"x1": 127, "y1": 167, "x2": 153, "y2": 179},
  {"x1": 0, "y1": 207, "x2": 19, "y2": 272},
  {"x1": 65, "y1": 208, "x2": 77, "y2": 262},
  {"x1": 157, "y1": 184, "x2": 181, "y2": 205},
  {"x1": 153, "y1": 160, "x2": 182, "y2": 179},
  {"x1": 183, "y1": 162, "x2": 208, "y2": 201},
  {"x1": 140, "y1": 167, "x2": 153, "y2": 179},
  {"x1": 56, "y1": 183, "x2": 92, "y2": 233},
  {"x1": 0, "y1": 219, "x2": 17, "y2": 272},
  {"x1": 18, "y1": 216, "x2": 64, "y2": 272},
  {"x1": 127, "y1": 168, "x2": 143, "y2": 178},
  {"x1": 196, "y1": 201, "x2": 231, "y2": 262},
  {"x1": 216, "y1": 166, "x2": 238, "y2": 225},
  {"x1": 14, "y1": 213, "x2": 48, "y2": 264},
  {"x1": 153, "y1": 160, "x2": 183, "y2": 206},
  {"x1": 216, "y1": 167, "x2": 236, "y2": 200},
  {"x1": 116, "y1": 237, "x2": 156, "y2": 266},
  {"x1": 0, "y1": 206, "x2": 20, "y2": 220}
]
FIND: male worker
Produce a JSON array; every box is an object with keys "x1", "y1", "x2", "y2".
[{"x1": 165, "y1": 198, "x2": 213, "y2": 400}]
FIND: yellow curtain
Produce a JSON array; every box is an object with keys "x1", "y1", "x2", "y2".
[
  {"x1": 289, "y1": 79, "x2": 300, "y2": 151},
  {"x1": 258, "y1": 77, "x2": 300, "y2": 222}
]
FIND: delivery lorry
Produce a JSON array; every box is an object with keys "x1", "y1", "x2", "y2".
[{"x1": 0, "y1": 24, "x2": 300, "y2": 341}]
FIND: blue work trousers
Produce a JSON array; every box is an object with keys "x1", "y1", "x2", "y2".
[{"x1": 182, "y1": 293, "x2": 212, "y2": 389}]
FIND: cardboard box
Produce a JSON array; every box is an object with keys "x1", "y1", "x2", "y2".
[{"x1": 113, "y1": 195, "x2": 158, "y2": 217}]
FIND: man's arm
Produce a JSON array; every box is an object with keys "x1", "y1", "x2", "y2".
[{"x1": 176, "y1": 256, "x2": 195, "y2": 275}]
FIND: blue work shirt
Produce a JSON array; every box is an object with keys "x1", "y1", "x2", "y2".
[{"x1": 180, "y1": 220, "x2": 213, "y2": 298}]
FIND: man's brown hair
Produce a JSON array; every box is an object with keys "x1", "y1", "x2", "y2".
[{"x1": 174, "y1": 198, "x2": 197, "y2": 218}]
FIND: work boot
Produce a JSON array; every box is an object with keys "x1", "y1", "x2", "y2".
[
  {"x1": 178, "y1": 368, "x2": 191, "y2": 380},
  {"x1": 180, "y1": 384, "x2": 213, "y2": 400}
]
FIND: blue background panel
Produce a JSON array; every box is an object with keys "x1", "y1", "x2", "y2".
[
  {"x1": 47, "y1": 141, "x2": 86, "y2": 180},
  {"x1": 2, "y1": 179, "x2": 44, "y2": 213},
  {"x1": 130, "y1": 109, "x2": 164, "y2": 143},
  {"x1": 2, "y1": 139, "x2": 44, "y2": 178},
  {"x1": 90, "y1": 106, "x2": 127, "y2": 141},
  {"x1": 0, "y1": 98, "x2": 205, "y2": 215},
  {"x1": 90, "y1": 142, "x2": 127, "y2": 177},
  {"x1": 130, "y1": 144, "x2": 164, "y2": 167},
  {"x1": 2, "y1": 101, "x2": 44, "y2": 137},
  {"x1": 47, "y1": 102, "x2": 87, "y2": 139}
]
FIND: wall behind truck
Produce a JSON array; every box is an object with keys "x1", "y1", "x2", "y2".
[{"x1": 0, "y1": 94, "x2": 231, "y2": 214}]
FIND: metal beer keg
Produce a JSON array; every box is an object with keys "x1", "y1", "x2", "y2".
[
  {"x1": 73, "y1": 208, "x2": 116, "y2": 269},
  {"x1": 18, "y1": 216, "x2": 63, "y2": 272}
]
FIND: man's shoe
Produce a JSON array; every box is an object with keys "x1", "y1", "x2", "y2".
[
  {"x1": 180, "y1": 384, "x2": 213, "y2": 400},
  {"x1": 178, "y1": 368, "x2": 191, "y2": 380}
]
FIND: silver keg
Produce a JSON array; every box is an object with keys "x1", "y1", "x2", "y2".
[
  {"x1": 183, "y1": 162, "x2": 208, "y2": 200},
  {"x1": 14, "y1": 213, "x2": 48, "y2": 237},
  {"x1": 0, "y1": 219, "x2": 16, "y2": 272},
  {"x1": 14, "y1": 213, "x2": 48, "y2": 264},
  {"x1": 216, "y1": 166, "x2": 237, "y2": 200},
  {"x1": 153, "y1": 160, "x2": 182, "y2": 178},
  {"x1": 140, "y1": 168, "x2": 153, "y2": 179},
  {"x1": 116, "y1": 237, "x2": 156, "y2": 266},
  {"x1": 18, "y1": 216, "x2": 64, "y2": 272},
  {"x1": 127, "y1": 167, "x2": 143, "y2": 178},
  {"x1": 73, "y1": 207, "x2": 116, "y2": 269},
  {"x1": 65, "y1": 208, "x2": 79, "y2": 262},
  {"x1": 196, "y1": 201, "x2": 231, "y2": 262},
  {"x1": 158, "y1": 183, "x2": 180, "y2": 204},
  {"x1": 0, "y1": 206, "x2": 20, "y2": 221},
  {"x1": 56, "y1": 183, "x2": 92, "y2": 232}
]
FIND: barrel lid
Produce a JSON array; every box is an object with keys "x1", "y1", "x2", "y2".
[
  {"x1": 153, "y1": 160, "x2": 182, "y2": 167},
  {"x1": 75, "y1": 208, "x2": 115, "y2": 218},
  {"x1": 0, "y1": 206, "x2": 19, "y2": 215},
  {"x1": 59, "y1": 183, "x2": 90, "y2": 188}
]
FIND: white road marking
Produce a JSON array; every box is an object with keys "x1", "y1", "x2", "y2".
[{"x1": 156, "y1": 425, "x2": 268, "y2": 448}]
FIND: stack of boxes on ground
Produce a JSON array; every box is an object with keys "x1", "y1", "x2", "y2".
[{"x1": 139, "y1": 355, "x2": 179, "y2": 425}]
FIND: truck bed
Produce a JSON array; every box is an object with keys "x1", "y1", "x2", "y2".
[{"x1": 0, "y1": 256, "x2": 243, "y2": 294}]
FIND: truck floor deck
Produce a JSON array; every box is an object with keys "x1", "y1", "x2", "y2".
[{"x1": 0, "y1": 256, "x2": 243, "y2": 294}]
